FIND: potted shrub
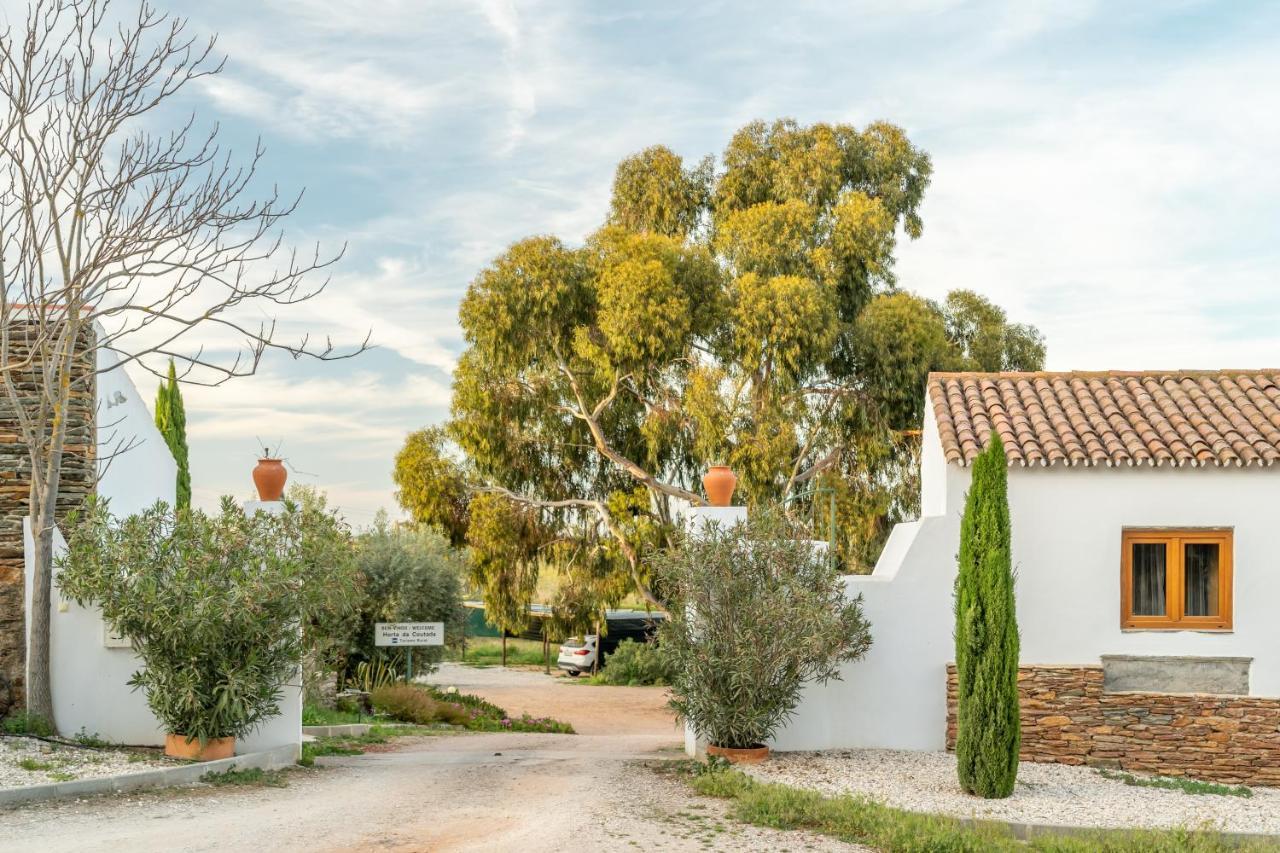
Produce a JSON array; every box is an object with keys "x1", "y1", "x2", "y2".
[
  {"x1": 657, "y1": 510, "x2": 872, "y2": 763},
  {"x1": 57, "y1": 496, "x2": 356, "y2": 759}
]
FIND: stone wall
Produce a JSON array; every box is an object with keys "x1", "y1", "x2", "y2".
[
  {"x1": 0, "y1": 324, "x2": 95, "y2": 711},
  {"x1": 946, "y1": 664, "x2": 1280, "y2": 786}
]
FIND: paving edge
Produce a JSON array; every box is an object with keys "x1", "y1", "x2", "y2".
[
  {"x1": 959, "y1": 816, "x2": 1279, "y2": 844},
  {"x1": 0, "y1": 742, "x2": 300, "y2": 808},
  {"x1": 301, "y1": 724, "x2": 371, "y2": 737}
]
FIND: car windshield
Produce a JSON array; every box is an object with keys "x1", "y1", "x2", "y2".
[{"x1": 562, "y1": 638, "x2": 583, "y2": 648}]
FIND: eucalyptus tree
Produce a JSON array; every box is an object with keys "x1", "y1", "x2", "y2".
[
  {"x1": 0, "y1": 1, "x2": 368, "y2": 723},
  {"x1": 442, "y1": 119, "x2": 1042, "y2": 606}
]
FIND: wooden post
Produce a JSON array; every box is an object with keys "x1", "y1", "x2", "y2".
[{"x1": 502, "y1": 633, "x2": 508, "y2": 667}]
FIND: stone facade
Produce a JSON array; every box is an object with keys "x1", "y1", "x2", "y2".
[
  {"x1": 946, "y1": 664, "x2": 1280, "y2": 786},
  {"x1": 0, "y1": 324, "x2": 95, "y2": 709}
]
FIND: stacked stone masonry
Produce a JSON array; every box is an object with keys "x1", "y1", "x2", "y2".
[
  {"x1": 946, "y1": 664, "x2": 1280, "y2": 787},
  {"x1": 0, "y1": 323, "x2": 95, "y2": 711}
]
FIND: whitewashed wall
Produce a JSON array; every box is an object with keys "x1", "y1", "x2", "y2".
[
  {"x1": 772, "y1": 404, "x2": 1280, "y2": 753},
  {"x1": 95, "y1": 347, "x2": 178, "y2": 517}
]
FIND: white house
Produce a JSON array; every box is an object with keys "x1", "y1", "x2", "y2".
[{"x1": 770, "y1": 369, "x2": 1280, "y2": 786}]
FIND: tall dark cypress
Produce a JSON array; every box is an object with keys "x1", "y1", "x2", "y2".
[
  {"x1": 954, "y1": 433, "x2": 1020, "y2": 798},
  {"x1": 154, "y1": 359, "x2": 191, "y2": 510}
]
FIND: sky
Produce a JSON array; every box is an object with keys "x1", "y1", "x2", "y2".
[{"x1": 65, "y1": 0, "x2": 1280, "y2": 524}]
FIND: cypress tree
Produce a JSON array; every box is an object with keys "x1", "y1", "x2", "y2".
[
  {"x1": 954, "y1": 433, "x2": 1020, "y2": 798},
  {"x1": 154, "y1": 359, "x2": 191, "y2": 510}
]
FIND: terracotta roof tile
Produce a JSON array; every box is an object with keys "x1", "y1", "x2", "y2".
[{"x1": 928, "y1": 370, "x2": 1280, "y2": 468}]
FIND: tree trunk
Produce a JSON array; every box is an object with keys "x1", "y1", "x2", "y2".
[
  {"x1": 592, "y1": 621, "x2": 600, "y2": 675},
  {"x1": 501, "y1": 634, "x2": 507, "y2": 667},
  {"x1": 26, "y1": 491, "x2": 58, "y2": 728},
  {"x1": 542, "y1": 625, "x2": 550, "y2": 675}
]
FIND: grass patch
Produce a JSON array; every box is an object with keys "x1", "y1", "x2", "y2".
[
  {"x1": 47, "y1": 770, "x2": 77, "y2": 782},
  {"x1": 683, "y1": 765, "x2": 1273, "y2": 852},
  {"x1": 301, "y1": 703, "x2": 363, "y2": 726},
  {"x1": 451, "y1": 637, "x2": 548, "y2": 667},
  {"x1": 1098, "y1": 769, "x2": 1253, "y2": 799},
  {"x1": 200, "y1": 766, "x2": 289, "y2": 788},
  {"x1": 17, "y1": 757, "x2": 57, "y2": 772},
  {"x1": 2, "y1": 711, "x2": 54, "y2": 737}
]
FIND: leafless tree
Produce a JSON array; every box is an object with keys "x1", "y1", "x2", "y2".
[{"x1": 0, "y1": 0, "x2": 369, "y2": 725}]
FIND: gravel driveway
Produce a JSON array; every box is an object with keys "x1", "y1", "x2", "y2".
[{"x1": 0, "y1": 664, "x2": 861, "y2": 852}]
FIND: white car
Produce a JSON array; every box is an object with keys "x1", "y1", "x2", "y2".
[{"x1": 556, "y1": 635, "x2": 599, "y2": 676}]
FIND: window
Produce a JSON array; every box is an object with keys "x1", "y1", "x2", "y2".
[{"x1": 1121, "y1": 529, "x2": 1232, "y2": 630}]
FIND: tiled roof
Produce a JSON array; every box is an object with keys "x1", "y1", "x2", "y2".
[{"x1": 928, "y1": 371, "x2": 1280, "y2": 468}]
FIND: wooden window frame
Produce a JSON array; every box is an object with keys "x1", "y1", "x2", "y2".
[{"x1": 1120, "y1": 528, "x2": 1233, "y2": 630}]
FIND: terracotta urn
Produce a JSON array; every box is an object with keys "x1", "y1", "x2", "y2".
[
  {"x1": 252, "y1": 458, "x2": 287, "y2": 501},
  {"x1": 165, "y1": 733, "x2": 235, "y2": 761},
  {"x1": 707, "y1": 743, "x2": 770, "y2": 764},
  {"x1": 702, "y1": 465, "x2": 737, "y2": 507}
]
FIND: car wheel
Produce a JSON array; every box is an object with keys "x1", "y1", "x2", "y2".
[{"x1": 566, "y1": 670, "x2": 580, "y2": 677}]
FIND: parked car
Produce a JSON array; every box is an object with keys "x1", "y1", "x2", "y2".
[{"x1": 556, "y1": 635, "x2": 599, "y2": 675}]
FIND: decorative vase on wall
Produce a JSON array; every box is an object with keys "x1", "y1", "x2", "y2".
[
  {"x1": 702, "y1": 465, "x2": 737, "y2": 507},
  {"x1": 252, "y1": 458, "x2": 287, "y2": 501}
]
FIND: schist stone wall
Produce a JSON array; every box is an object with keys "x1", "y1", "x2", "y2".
[
  {"x1": 0, "y1": 324, "x2": 95, "y2": 712},
  {"x1": 946, "y1": 664, "x2": 1280, "y2": 787}
]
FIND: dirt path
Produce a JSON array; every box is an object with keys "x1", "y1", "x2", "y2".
[{"x1": 0, "y1": 665, "x2": 861, "y2": 852}]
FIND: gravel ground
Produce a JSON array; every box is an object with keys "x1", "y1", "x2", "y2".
[
  {"x1": 0, "y1": 737, "x2": 173, "y2": 789},
  {"x1": 748, "y1": 748, "x2": 1280, "y2": 835}
]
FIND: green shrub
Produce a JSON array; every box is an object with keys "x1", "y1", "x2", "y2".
[
  {"x1": 422, "y1": 685, "x2": 574, "y2": 733},
  {"x1": 657, "y1": 510, "x2": 872, "y2": 749},
  {"x1": 370, "y1": 684, "x2": 470, "y2": 726},
  {"x1": 342, "y1": 520, "x2": 468, "y2": 681},
  {"x1": 954, "y1": 434, "x2": 1020, "y2": 799},
  {"x1": 57, "y1": 497, "x2": 358, "y2": 743},
  {"x1": 596, "y1": 639, "x2": 672, "y2": 686}
]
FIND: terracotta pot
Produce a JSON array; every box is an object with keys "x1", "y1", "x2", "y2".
[
  {"x1": 702, "y1": 465, "x2": 737, "y2": 507},
  {"x1": 252, "y1": 458, "x2": 287, "y2": 501},
  {"x1": 707, "y1": 743, "x2": 770, "y2": 764},
  {"x1": 165, "y1": 733, "x2": 235, "y2": 761}
]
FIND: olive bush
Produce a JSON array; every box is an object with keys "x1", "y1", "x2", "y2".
[
  {"x1": 657, "y1": 511, "x2": 872, "y2": 749},
  {"x1": 57, "y1": 497, "x2": 357, "y2": 742}
]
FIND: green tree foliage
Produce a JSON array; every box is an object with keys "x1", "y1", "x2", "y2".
[
  {"x1": 57, "y1": 496, "x2": 358, "y2": 742},
  {"x1": 657, "y1": 510, "x2": 871, "y2": 748},
  {"x1": 954, "y1": 435, "x2": 1021, "y2": 798},
  {"x1": 466, "y1": 493, "x2": 542, "y2": 665},
  {"x1": 346, "y1": 512, "x2": 468, "y2": 679},
  {"x1": 154, "y1": 359, "x2": 191, "y2": 510},
  {"x1": 425, "y1": 117, "x2": 1044, "y2": 605},
  {"x1": 943, "y1": 290, "x2": 1046, "y2": 372},
  {"x1": 393, "y1": 427, "x2": 470, "y2": 547}
]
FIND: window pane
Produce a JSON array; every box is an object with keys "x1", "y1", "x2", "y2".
[
  {"x1": 1184, "y1": 543, "x2": 1220, "y2": 617},
  {"x1": 1132, "y1": 543, "x2": 1166, "y2": 616}
]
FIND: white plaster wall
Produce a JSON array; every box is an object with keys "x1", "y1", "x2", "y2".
[
  {"x1": 95, "y1": 346, "x2": 177, "y2": 516},
  {"x1": 25, "y1": 519, "x2": 164, "y2": 745},
  {"x1": 1009, "y1": 465, "x2": 1280, "y2": 695},
  {"x1": 23, "y1": 351, "x2": 174, "y2": 744}
]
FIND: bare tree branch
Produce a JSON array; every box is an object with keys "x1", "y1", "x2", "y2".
[{"x1": 0, "y1": 0, "x2": 371, "y2": 724}]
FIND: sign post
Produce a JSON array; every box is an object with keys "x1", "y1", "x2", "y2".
[{"x1": 374, "y1": 622, "x2": 444, "y2": 682}]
